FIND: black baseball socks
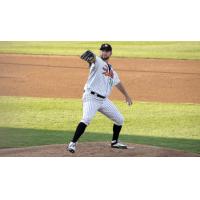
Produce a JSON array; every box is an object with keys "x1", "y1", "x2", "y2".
[
  {"x1": 112, "y1": 124, "x2": 122, "y2": 142},
  {"x1": 71, "y1": 122, "x2": 122, "y2": 143},
  {"x1": 71, "y1": 122, "x2": 87, "y2": 143}
]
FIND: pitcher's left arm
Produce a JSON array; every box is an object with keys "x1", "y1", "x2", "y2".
[{"x1": 115, "y1": 82, "x2": 133, "y2": 106}]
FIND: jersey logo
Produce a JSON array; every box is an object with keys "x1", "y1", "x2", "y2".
[{"x1": 102, "y1": 64, "x2": 114, "y2": 78}]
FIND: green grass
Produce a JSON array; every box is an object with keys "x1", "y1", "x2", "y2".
[
  {"x1": 0, "y1": 41, "x2": 200, "y2": 60},
  {"x1": 0, "y1": 96, "x2": 200, "y2": 153}
]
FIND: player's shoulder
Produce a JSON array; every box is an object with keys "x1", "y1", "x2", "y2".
[
  {"x1": 113, "y1": 69, "x2": 118, "y2": 75},
  {"x1": 112, "y1": 66, "x2": 119, "y2": 76},
  {"x1": 94, "y1": 56, "x2": 105, "y2": 67},
  {"x1": 95, "y1": 56, "x2": 102, "y2": 63}
]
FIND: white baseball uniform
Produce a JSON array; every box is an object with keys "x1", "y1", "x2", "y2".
[{"x1": 81, "y1": 56, "x2": 124, "y2": 126}]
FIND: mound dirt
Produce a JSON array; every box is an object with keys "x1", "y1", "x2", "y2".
[{"x1": 0, "y1": 142, "x2": 199, "y2": 157}]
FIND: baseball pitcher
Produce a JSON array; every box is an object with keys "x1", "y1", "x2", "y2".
[{"x1": 67, "y1": 43, "x2": 133, "y2": 153}]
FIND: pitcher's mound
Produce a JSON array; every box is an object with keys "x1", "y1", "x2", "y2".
[{"x1": 0, "y1": 142, "x2": 199, "y2": 157}]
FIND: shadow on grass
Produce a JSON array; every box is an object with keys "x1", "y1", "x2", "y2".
[{"x1": 0, "y1": 127, "x2": 199, "y2": 154}]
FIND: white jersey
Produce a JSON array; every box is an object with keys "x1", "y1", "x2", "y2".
[{"x1": 84, "y1": 56, "x2": 120, "y2": 97}]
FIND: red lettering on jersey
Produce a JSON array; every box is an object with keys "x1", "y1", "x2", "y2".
[{"x1": 102, "y1": 65, "x2": 114, "y2": 78}]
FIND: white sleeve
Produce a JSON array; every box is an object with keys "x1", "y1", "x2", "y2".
[
  {"x1": 89, "y1": 56, "x2": 98, "y2": 70},
  {"x1": 113, "y1": 71, "x2": 120, "y2": 86},
  {"x1": 89, "y1": 63, "x2": 96, "y2": 70}
]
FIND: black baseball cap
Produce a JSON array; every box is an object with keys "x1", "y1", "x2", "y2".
[{"x1": 100, "y1": 43, "x2": 112, "y2": 52}]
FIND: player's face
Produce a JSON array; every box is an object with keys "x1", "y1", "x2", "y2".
[{"x1": 100, "y1": 50, "x2": 112, "y2": 61}]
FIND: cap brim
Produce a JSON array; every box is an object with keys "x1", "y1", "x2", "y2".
[{"x1": 100, "y1": 48, "x2": 112, "y2": 52}]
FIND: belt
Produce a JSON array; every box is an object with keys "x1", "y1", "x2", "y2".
[{"x1": 84, "y1": 90, "x2": 106, "y2": 99}]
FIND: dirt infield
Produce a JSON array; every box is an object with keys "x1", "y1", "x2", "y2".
[
  {"x1": 0, "y1": 54, "x2": 200, "y2": 103},
  {"x1": 0, "y1": 142, "x2": 199, "y2": 157}
]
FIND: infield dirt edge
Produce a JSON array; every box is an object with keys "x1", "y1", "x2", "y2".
[{"x1": 0, "y1": 142, "x2": 199, "y2": 157}]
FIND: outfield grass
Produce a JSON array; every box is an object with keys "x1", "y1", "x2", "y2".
[
  {"x1": 0, "y1": 96, "x2": 200, "y2": 153},
  {"x1": 0, "y1": 41, "x2": 200, "y2": 60}
]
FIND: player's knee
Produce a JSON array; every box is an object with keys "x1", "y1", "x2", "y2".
[
  {"x1": 115, "y1": 115, "x2": 124, "y2": 126},
  {"x1": 81, "y1": 117, "x2": 92, "y2": 126}
]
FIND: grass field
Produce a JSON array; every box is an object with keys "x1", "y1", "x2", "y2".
[
  {"x1": 0, "y1": 41, "x2": 200, "y2": 60},
  {"x1": 0, "y1": 96, "x2": 200, "y2": 153}
]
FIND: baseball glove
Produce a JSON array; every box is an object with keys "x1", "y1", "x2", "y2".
[{"x1": 80, "y1": 50, "x2": 96, "y2": 64}]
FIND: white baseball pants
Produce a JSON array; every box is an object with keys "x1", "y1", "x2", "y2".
[{"x1": 80, "y1": 91, "x2": 124, "y2": 126}]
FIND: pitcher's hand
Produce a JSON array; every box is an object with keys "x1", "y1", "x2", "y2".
[{"x1": 125, "y1": 96, "x2": 133, "y2": 106}]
